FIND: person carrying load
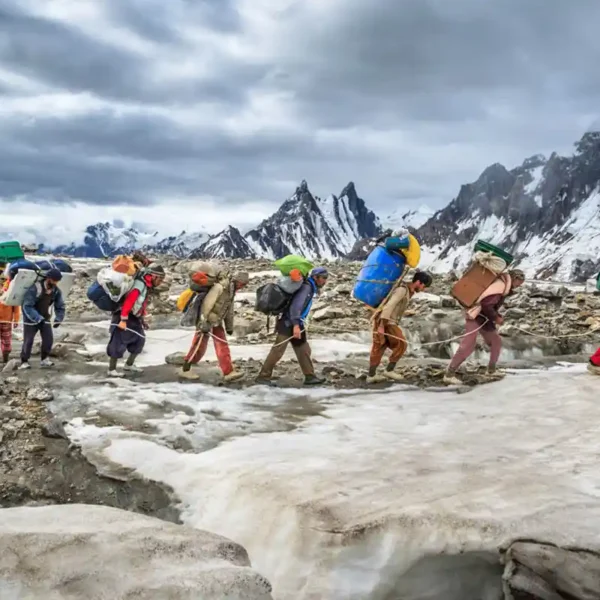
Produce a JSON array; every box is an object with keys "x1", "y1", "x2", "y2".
[
  {"x1": 19, "y1": 268, "x2": 65, "y2": 370},
  {"x1": 106, "y1": 264, "x2": 165, "y2": 377},
  {"x1": 0, "y1": 263, "x2": 20, "y2": 364},
  {"x1": 444, "y1": 268, "x2": 525, "y2": 385},
  {"x1": 367, "y1": 271, "x2": 432, "y2": 383},
  {"x1": 179, "y1": 271, "x2": 249, "y2": 382},
  {"x1": 256, "y1": 266, "x2": 329, "y2": 386}
]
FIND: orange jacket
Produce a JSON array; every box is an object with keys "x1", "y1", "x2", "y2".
[{"x1": 0, "y1": 280, "x2": 20, "y2": 323}]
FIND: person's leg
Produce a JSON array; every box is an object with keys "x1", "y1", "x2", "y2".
[
  {"x1": 447, "y1": 320, "x2": 480, "y2": 373},
  {"x1": 383, "y1": 325, "x2": 408, "y2": 381},
  {"x1": 368, "y1": 320, "x2": 388, "y2": 377},
  {"x1": 386, "y1": 324, "x2": 407, "y2": 370},
  {"x1": 107, "y1": 316, "x2": 128, "y2": 374},
  {"x1": 481, "y1": 329, "x2": 502, "y2": 372},
  {"x1": 258, "y1": 335, "x2": 289, "y2": 379},
  {"x1": 39, "y1": 322, "x2": 54, "y2": 365},
  {"x1": 123, "y1": 317, "x2": 146, "y2": 372},
  {"x1": 20, "y1": 323, "x2": 38, "y2": 365},
  {"x1": 212, "y1": 325, "x2": 234, "y2": 375},
  {"x1": 291, "y1": 340, "x2": 315, "y2": 376},
  {"x1": 0, "y1": 323, "x2": 12, "y2": 362}
]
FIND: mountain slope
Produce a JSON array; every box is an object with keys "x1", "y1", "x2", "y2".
[
  {"x1": 243, "y1": 180, "x2": 381, "y2": 260},
  {"x1": 416, "y1": 133, "x2": 600, "y2": 281},
  {"x1": 190, "y1": 226, "x2": 257, "y2": 259}
]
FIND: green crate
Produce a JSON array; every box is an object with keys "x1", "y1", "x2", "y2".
[
  {"x1": 0, "y1": 241, "x2": 24, "y2": 264},
  {"x1": 474, "y1": 240, "x2": 513, "y2": 265}
]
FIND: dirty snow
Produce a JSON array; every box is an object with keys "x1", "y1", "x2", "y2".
[
  {"x1": 85, "y1": 322, "x2": 369, "y2": 367},
  {"x1": 60, "y1": 364, "x2": 600, "y2": 599}
]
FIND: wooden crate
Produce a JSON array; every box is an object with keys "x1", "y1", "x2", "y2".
[{"x1": 451, "y1": 263, "x2": 499, "y2": 308}]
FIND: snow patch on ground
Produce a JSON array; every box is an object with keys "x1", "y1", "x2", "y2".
[{"x1": 62, "y1": 364, "x2": 600, "y2": 599}]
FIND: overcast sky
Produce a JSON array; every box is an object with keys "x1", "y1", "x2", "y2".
[{"x1": 1, "y1": 0, "x2": 599, "y2": 244}]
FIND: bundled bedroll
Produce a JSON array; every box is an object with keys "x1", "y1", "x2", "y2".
[{"x1": 1, "y1": 258, "x2": 74, "y2": 307}]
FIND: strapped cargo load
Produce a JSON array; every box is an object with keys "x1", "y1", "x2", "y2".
[
  {"x1": 255, "y1": 256, "x2": 309, "y2": 316},
  {"x1": 451, "y1": 241, "x2": 514, "y2": 309},
  {"x1": 1, "y1": 258, "x2": 74, "y2": 307}
]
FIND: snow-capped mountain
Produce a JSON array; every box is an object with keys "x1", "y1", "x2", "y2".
[
  {"x1": 148, "y1": 229, "x2": 209, "y2": 258},
  {"x1": 190, "y1": 226, "x2": 257, "y2": 260},
  {"x1": 416, "y1": 133, "x2": 600, "y2": 281},
  {"x1": 243, "y1": 180, "x2": 381, "y2": 260},
  {"x1": 50, "y1": 222, "x2": 160, "y2": 258},
  {"x1": 49, "y1": 222, "x2": 209, "y2": 258},
  {"x1": 385, "y1": 205, "x2": 435, "y2": 232}
]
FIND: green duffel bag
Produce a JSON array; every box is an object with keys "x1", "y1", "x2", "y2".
[
  {"x1": 0, "y1": 241, "x2": 24, "y2": 264},
  {"x1": 273, "y1": 254, "x2": 314, "y2": 277}
]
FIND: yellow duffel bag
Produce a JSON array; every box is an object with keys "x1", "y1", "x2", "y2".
[
  {"x1": 402, "y1": 234, "x2": 421, "y2": 268},
  {"x1": 176, "y1": 288, "x2": 195, "y2": 312}
]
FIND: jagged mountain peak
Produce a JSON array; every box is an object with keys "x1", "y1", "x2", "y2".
[{"x1": 416, "y1": 129, "x2": 600, "y2": 281}]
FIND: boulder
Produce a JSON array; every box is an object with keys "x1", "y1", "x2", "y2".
[
  {"x1": 0, "y1": 505, "x2": 272, "y2": 600},
  {"x1": 26, "y1": 386, "x2": 54, "y2": 402},
  {"x1": 313, "y1": 307, "x2": 349, "y2": 322}
]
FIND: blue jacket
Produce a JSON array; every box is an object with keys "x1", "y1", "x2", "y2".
[
  {"x1": 282, "y1": 277, "x2": 317, "y2": 327},
  {"x1": 22, "y1": 283, "x2": 66, "y2": 325}
]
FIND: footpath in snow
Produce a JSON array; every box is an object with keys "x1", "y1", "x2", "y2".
[{"x1": 51, "y1": 363, "x2": 600, "y2": 599}]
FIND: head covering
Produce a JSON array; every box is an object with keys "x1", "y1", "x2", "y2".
[
  {"x1": 509, "y1": 268, "x2": 525, "y2": 281},
  {"x1": 45, "y1": 268, "x2": 63, "y2": 282},
  {"x1": 311, "y1": 266, "x2": 328, "y2": 278},
  {"x1": 233, "y1": 271, "x2": 249, "y2": 285}
]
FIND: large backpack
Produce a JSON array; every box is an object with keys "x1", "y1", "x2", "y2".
[
  {"x1": 87, "y1": 281, "x2": 121, "y2": 312},
  {"x1": 255, "y1": 282, "x2": 293, "y2": 316}
]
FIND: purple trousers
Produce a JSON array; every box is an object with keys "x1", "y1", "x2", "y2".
[{"x1": 448, "y1": 319, "x2": 502, "y2": 371}]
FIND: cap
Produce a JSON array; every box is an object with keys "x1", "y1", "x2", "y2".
[
  {"x1": 311, "y1": 266, "x2": 329, "y2": 278},
  {"x1": 45, "y1": 268, "x2": 63, "y2": 282}
]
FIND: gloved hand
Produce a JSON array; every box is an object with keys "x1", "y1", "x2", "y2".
[
  {"x1": 142, "y1": 320, "x2": 150, "y2": 331},
  {"x1": 200, "y1": 321, "x2": 211, "y2": 333},
  {"x1": 12, "y1": 322, "x2": 18, "y2": 330}
]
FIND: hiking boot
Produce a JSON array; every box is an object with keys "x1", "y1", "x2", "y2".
[
  {"x1": 383, "y1": 370, "x2": 405, "y2": 382},
  {"x1": 443, "y1": 371, "x2": 462, "y2": 386},
  {"x1": 107, "y1": 369, "x2": 124, "y2": 378},
  {"x1": 2, "y1": 352, "x2": 10, "y2": 364},
  {"x1": 18, "y1": 362, "x2": 31, "y2": 371},
  {"x1": 179, "y1": 368, "x2": 200, "y2": 380},
  {"x1": 486, "y1": 366, "x2": 505, "y2": 379},
  {"x1": 255, "y1": 376, "x2": 275, "y2": 386},
  {"x1": 587, "y1": 363, "x2": 600, "y2": 376},
  {"x1": 366, "y1": 374, "x2": 386, "y2": 384},
  {"x1": 303, "y1": 374, "x2": 326, "y2": 386},
  {"x1": 123, "y1": 363, "x2": 143, "y2": 373},
  {"x1": 223, "y1": 371, "x2": 244, "y2": 382},
  {"x1": 40, "y1": 358, "x2": 55, "y2": 368}
]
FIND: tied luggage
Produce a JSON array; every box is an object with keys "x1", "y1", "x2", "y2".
[
  {"x1": 87, "y1": 282, "x2": 121, "y2": 312},
  {"x1": 0, "y1": 241, "x2": 24, "y2": 264},
  {"x1": 255, "y1": 283, "x2": 292, "y2": 315},
  {"x1": 273, "y1": 255, "x2": 314, "y2": 277},
  {"x1": 112, "y1": 255, "x2": 137, "y2": 276}
]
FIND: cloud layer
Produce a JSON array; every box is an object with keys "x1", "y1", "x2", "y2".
[{"x1": 1, "y1": 0, "x2": 598, "y2": 242}]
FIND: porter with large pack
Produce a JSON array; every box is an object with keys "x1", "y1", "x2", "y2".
[
  {"x1": 255, "y1": 255, "x2": 314, "y2": 316},
  {"x1": 1, "y1": 258, "x2": 74, "y2": 307}
]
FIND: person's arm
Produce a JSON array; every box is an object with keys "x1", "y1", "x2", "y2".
[
  {"x1": 479, "y1": 294, "x2": 502, "y2": 324},
  {"x1": 21, "y1": 286, "x2": 43, "y2": 324},
  {"x1": 13, "y1": 305, "x2": 20, "y2": 324},
  {"x1": 380, "y1": 287, "x2": 407, "y2": 322},
  {"x1": 53, "y1": 289, "x2": 66, "y2": 324},
  {"x1": 288, "y1": 284, "x2": 311, "y2": 326},
  {"x1": 120, "y1": 288, "x2": 141, "y2": 321}
]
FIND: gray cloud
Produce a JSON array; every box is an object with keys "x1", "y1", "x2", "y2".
[{"x1": 0, "y1": 0, "x2": 597, "y2": 238}]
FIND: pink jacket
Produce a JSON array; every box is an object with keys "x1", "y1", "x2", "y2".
[{"x1": 466, "y1": 274, "x2": 512, "y2": 320}]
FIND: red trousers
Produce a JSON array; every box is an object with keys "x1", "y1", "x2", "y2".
[
  {"x1": 591, "y1": 347, "x2": 600, "y2": 367},
  {"x1": 184, "y1": 325, "x2": 233, "y2": 375},
  {"x1": 0, "y1": 323, "x2": 13, "y2": 354}
]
